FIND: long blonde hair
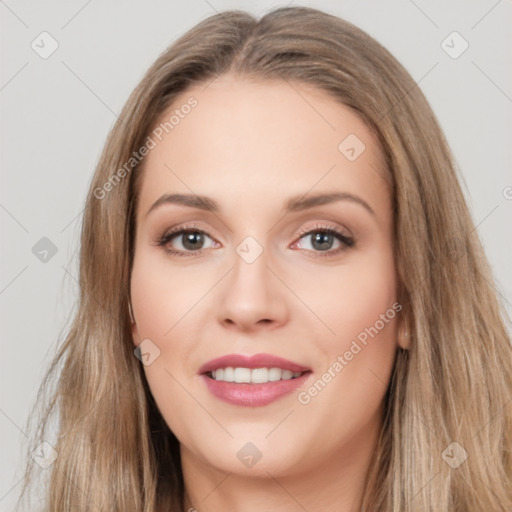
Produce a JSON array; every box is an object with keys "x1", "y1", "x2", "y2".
[{"x1": 17, "y1": 7, "x2": 512, "y2": 511}]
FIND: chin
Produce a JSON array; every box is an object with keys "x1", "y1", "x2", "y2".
[{"x1": 188, "y1": 434, "x2": 307, "y2": 478}]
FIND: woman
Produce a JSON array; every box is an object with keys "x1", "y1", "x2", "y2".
[{"x1": 18, "y1": 6, "x2": 512, "y2": 511}]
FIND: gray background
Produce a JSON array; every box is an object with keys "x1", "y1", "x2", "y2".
[{"x1": 1, "y1": 1, "x2": 511, "y2": 509}]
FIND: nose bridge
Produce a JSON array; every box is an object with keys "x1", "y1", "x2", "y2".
[
  {"x1": 217, "y1": 232, "x2": 288, "y2": 328},
  {"x1": 231, "y1": 233, "x2": 273, "y2": 302}
]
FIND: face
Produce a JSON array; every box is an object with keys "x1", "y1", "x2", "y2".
[{"x1": 130, "y1": 74, "x2": 406, "y2": 481}]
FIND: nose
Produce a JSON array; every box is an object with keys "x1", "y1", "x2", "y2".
[{"x1": 216, "y1": 242, "x2": 289, "y2": 332}]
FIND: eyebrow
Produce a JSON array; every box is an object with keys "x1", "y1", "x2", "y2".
[{"x1": 145, "y1": 191, "x2": 375, "y2": 217}]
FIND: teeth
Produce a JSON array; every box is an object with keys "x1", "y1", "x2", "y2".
[
  {"x1": 223, "y1": 367, "x2": 234, "y2": 382},
  {"x1": 234, "y1": 367, "x2": 251, "y2": 383},
  {"x1": 210, "y1": 367, "x2": 303, "y2": 383},
  {"x1": 251, "y1": 368, "x2": 269, "y2": 383},
  {"x1": 268, "y1": 367, "x2": 281, "y2": 381}
]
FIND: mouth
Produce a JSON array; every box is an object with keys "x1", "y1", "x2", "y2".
[
  {"x1": 198, "y1": 353, "x2": 312, "y2": 407},
  {"x1": 205, "y1": 367, "x2": 308, "y2": 383}
]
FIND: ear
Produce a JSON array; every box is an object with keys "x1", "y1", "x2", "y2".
[{"x1": 397, "y1": 320, "x2": 410, "y2": 350}]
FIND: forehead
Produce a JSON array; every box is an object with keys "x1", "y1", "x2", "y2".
[{"x1": 136, "y1": 74, "x2": 390, "y2": 221}]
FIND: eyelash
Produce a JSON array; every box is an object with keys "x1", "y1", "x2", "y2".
[{"x1": 155, "y1": 222, "x2": 355, "y2": 258}]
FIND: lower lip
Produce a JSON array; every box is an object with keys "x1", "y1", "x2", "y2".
[{"x1": 201, "y1": 372, "x2": 312, "y2": 407}]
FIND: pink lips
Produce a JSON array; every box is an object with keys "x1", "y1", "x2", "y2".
[{"x1": 199, "y1": 353, "x2": 312, "y2": 407}]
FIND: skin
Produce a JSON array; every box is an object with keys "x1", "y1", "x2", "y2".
[{"x1": 130, "y1": 73, "x2": 408, "y2": 512}]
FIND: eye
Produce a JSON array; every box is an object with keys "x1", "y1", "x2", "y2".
[
  {"x1": 155, "y1": 222, "x2": 355, "y2": 258},
  {"x1": 291, "y1": 224, "x2": 355, "y2": 257},
  {"x1": 156, "y1": 224, "x2": 218, "y2": 257}
]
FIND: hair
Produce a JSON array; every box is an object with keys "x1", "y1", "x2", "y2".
[{"x1": 17, "y1": 6, "x2": 512, "y2": 511}]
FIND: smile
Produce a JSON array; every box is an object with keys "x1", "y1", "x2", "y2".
[
  {"x1": 208, "y1": 367, "x2": 304, "y2": 383},
  {"x1": 199, "y1": 353, "x2": 312, "y2": 407}
]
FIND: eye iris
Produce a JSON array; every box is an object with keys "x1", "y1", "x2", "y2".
[
  {"x1": 182, "y1": 232, "x2": 204, "y2": 250},
  {"x1": 312, "y1": 232, "x2": 333, "y2": 251}
]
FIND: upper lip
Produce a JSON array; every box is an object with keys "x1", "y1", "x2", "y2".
[{"x1": 198, "y1": 353, "x2": 311, "y2": 375}]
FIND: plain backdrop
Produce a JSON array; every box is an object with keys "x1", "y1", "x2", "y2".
[{"x1": 1, "y1": 0, "x2": 511, "y2": 509}]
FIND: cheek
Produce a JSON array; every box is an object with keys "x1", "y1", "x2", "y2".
[
  {"x1": 130, "y1": 252, "x2": 214, "y2": 341},
  {"x1": 336, "y1": 264, "x2": 396, "y2": 344},
  {"x1": 295, "y1": 246, "x2": 397, "y2": 349},
  {"x1": 296, "y1": 250, "x2": 399, "y2": 428},
  {"x1": 296, "y1": 247, "x2": 399, "y2": 402},
  {"x1": 130, "y1": 253, "x2": 209, "y2": 443}
]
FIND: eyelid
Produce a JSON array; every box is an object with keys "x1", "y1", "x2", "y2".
[
  {"x1": 154, "y1": 220, "x2": 355, "y2": 257},
  {"x1": 291, "y1": 222, "x2": 355, "y2": 257},
  {"x1": 295, "y1": 221, "x2": 352, "y2": 240},
  {"x1": 154, "y1": 221, "x2": 212, "y2": 241},
  {"x1": 154, "y1": 222, "x2": 216, "y2": 249}
]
